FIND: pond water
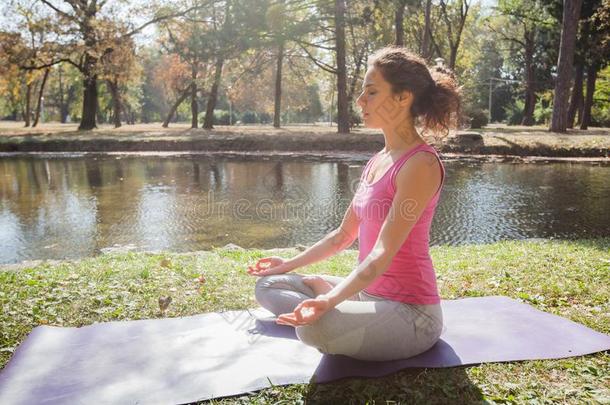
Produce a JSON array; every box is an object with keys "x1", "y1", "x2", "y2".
[{"x1": 0, "y1": 153, "x2": 608, "y2": 264}]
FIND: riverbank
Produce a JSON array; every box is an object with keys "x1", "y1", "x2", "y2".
[
  {"x1": 0, "y1": 122, "x2": 608, "y2": 159},
  {"x1": 1, "y1": 238, "x2": 608, "y2": 403}
]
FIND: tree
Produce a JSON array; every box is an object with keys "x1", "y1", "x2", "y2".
[
  {"x1": 159, "y1": 4, "x2": 212, "y2": 129},
  {"x1": 154, "y1": 53, "x2": 193, "y2": 127},
  {"x1": 37, "y1": 0, "x2": 199, "y2": 130},
  {"x1": 97, "y1": 23, "x2": 141, "y2": 128},
  {"x1": 394, "y1": 0, "x2": 409, "y2": 46},
  {"x1": 0, "y1": 33, "x2": 24, "y2": 120},
  {"x1": 564, "y1": 0, "x2": 602, "y2": 127},
  {"x1": 201, "y1": 0, "x2": 264, "y2": 129},
  {"x1": 421, "y1": 0, "x2": 433, "y2": 59},
  {"x1": 438, "y1": 0, "x2": 472, "y2": 69},
  {"x1": 264, "y1": 1, "x2": 316, "y2": 128},
  {"x1": 139, "y1": 47, "x2": 170, "y2": 123},
  {"x1": 334, "y1": 0, "x2": 349, "y2": 133},
  {"x1": 291, "y1": 0, "x2": 351, "y2": 133},
  {"x1": 488, "y1": 0, "x2": 556, "y2": 125},
  {"x1": 1, "y1": 5, "x2": 60, "y2": 127},
  {"x1": 580, "y1": 0, "x2": 610, "y2": 129},
  {"x1": 550, "y1": 0, "x2": 583, "y2": 132}
]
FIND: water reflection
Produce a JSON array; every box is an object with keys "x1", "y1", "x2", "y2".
[{"x1": 0, "y1": 154, "x2": 608, "y2": 264}]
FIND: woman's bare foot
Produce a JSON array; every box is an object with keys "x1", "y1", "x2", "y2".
[{"x1": 302, "y1": 276, "x2": 333, "y2": 297}]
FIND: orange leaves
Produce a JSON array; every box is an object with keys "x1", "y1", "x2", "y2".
[{"x1": 154, "y1": 54, "x2": 191, "y2": 97}]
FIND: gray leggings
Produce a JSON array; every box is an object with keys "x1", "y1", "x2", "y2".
[{"x1": 254, "y1": 273, "x2": 444, "y2": 361}]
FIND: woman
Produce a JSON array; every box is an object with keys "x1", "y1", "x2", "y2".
[{"x1": 247, "y1": 46, "x2": 461, "y2": 361}]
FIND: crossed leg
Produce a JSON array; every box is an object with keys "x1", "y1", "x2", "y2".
[{"x1": 254, "y1": 273, "x2": 442, "y2": 361}]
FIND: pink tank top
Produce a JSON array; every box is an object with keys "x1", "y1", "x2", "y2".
[{"x1": 352, "y1": 143, "x2": 445, "y2": 305}]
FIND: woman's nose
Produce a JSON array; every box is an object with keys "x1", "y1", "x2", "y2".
[{"x1": 357, "y1": 94, "x2": 364, "y2": 107}]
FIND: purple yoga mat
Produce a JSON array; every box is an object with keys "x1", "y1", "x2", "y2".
[{"x1": 0, "y1": 296, "x2": 608, "y2": 404}]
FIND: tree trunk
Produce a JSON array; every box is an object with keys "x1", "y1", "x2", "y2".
[
  {"x1": 570, "y1": 19, "x2": 589, "y2": 128},
  {"x1": 347, "y1": 45, "x2": 367, "y2": 128},
  {"x1": 203, "y1": 57, "x2": 224, "y2": 129},
  {"x1": 567, "y1": 60, "x2": 584, "y2": 128},
  {"x1": 395, "y1": 0, "x2": 406, "y2": 46},
  {"x1": 580, "y1": 63, "x2": 597, "y2": 130},
  {"x1": 521, "y1": 33, "x2": 536, "y2": 126},
  {"x1": 335, "y1": 0, "x2": 349, "y2": 134},
  {"x1": 107, "y1": 80, "x2": 122, "y2": 128},
  {"x1": 421, "y1": 0, "x2": 432, "y2": 59},
  {"x1": 273, "y1": 41, "x2": 284, "y2": 128},
  {"x1": 79, "y1": 53, "x2": 98, "y2": 130},
  {"x1": 57, "y1": 65, "x2": 69, "y2": 124},
  {"x1": 162, "y1": 87, "x2": 191, "y2": 128},
  {"x1": 550, "y1": 0, "x2": 583, "y2": 133},
  {"x1": 96, "y1": 95, "x2": 105, "y2": 124},
  {"x1": 32, "y1": 68, "x2": 50, "y2": 127},
  {"x1": 23, "y1": 82, "x2": 32, "y2": 127},
  {"x1": 191, "y1": 67, "x2": 198, "y2": 129},
  {"x1": 449, "y1": 47, "x2": 458, "y2": 71},
  {"x1": 575, "y1": 90, "x2": 584, "y2": 126}
]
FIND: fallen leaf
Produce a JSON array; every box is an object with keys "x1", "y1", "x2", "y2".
[{"x1": 158, "y1": 296, "x2": 172, "y2": 313}]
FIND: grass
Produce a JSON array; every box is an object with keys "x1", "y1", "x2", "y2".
[{"x1": 1, "y1": 238, "x2": 609, "y2": 404}]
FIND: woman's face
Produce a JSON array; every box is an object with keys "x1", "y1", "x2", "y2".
[{"x1": 356, "y1": 66, "x2": 412, "y2": 129}]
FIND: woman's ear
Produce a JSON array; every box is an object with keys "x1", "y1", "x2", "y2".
[{"x1": 395, "y1": 90, "x2": 413, "y2": 107}]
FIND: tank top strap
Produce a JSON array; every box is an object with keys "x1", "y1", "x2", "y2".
[{"x1": 388, "y1": 143, "x2": 445, "y2": 196}]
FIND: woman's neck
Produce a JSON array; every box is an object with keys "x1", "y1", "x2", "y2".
[{"x1": 380, "y1": 117, "x2": 425, "y2": 154}]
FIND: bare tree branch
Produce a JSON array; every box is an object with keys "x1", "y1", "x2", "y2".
[
  {"x1": 296, "y1": 43, "x2": 337, "y2": 74},
  {"x1": 125, "y1": 4, "x2": 207, "y2": 38},
  {"x1": 39, "y1": 0, "x2": 75, "y2": 21}
]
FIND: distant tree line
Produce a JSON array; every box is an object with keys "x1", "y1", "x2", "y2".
[{"x1": 0, "y1": 0, "x2": 608, "y2": 133}]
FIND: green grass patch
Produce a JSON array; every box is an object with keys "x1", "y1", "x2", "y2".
[{"x1": 1, "y1": 238, "x2": 609, "y2": 404}]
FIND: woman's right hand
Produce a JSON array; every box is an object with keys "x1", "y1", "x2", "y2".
[{"x1": 247, "y1": 256, "x2": 292, "y2": 277}]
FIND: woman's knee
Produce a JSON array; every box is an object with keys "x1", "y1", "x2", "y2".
[
  {"x1": 254, "y1": 275, "x2": 277, "y2": 303},
  {"x1": 295, "y1": 325, "x2": 329, "y2": 354}
]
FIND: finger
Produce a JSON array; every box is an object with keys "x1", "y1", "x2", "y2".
[
  {"x1": 277, "y1": 314, "x2": 297, "y2": 325},
  {"x1": 276, "y1": 318, "x2": 295, "y2": 326},
  {"x1": 278, "y1": 312, "x2": 296, "y2": 320},
  {"x1": 293, "y1": 302, "x2": 304, "y2": 313},
  {"x1": 256, "y1": 262, "x2": 269, "y2": 270},
  {"x1": 294, "y1": 308, "x2": 303, "y2": 322}
]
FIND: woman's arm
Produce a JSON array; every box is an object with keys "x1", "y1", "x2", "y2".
[
  {"x1": 322, "y1": 152, "x2": 442, "y2": 307},
  {"x1": 283, "y1": 201, "x2": 360, "y2": 272}
]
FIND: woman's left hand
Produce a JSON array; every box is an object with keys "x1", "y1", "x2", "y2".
[{"x1": 276, "y1": 295, "x2": 332, "y2": 326}]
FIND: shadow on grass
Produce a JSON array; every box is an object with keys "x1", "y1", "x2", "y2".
[
  {"x1": 303, "y1": 366, "x2": 482, "y2": 404},
  {"x1": 568, "y1": 237, "x2": 610, "y2": 251},
  {"x1": 196, "y1": 366, "x2": 482, "y2": 404}
]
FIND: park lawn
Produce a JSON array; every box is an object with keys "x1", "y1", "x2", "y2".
[{"x1": 0, "y1": 238, "x2": 608, "y2": 404}]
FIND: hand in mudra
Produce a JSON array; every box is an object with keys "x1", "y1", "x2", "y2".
[
  {"x1": 247, "y1": 256, "x2": 290, "y2": 277},
  {"x1": 276, "y1": 296, "x2": 331, "y2": 327}
]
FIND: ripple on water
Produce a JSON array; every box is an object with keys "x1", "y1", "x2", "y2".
[{"x1": 0, "y1": 155, "x2": 608, "y2": 263}]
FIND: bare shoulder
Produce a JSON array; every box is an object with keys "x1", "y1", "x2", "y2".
[{"x1": 395, "y1": 150, "x2": 442, "y2": 186}]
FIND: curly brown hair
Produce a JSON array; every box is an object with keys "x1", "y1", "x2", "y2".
[{"x1": 368, "y1": 46, "x2": 462, "y2": 140}]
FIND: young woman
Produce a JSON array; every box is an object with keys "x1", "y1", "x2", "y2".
[{"x1": 247, "y1": 46, "x2": 461, "y2": 361}]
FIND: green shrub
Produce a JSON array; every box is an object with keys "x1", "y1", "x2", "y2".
[
  {"x1": 469, "y1": 109, "x2": 489, "y2": 129},
  {"x1": 504, "y1": 100, "x2": 524, "y2": 125},
  {"x1": 241, "y1": 111, "x2": 258, "y2": 124},
  {"x1": 534, "y1": 91, "x2": 553, "y2": 125},
  {"x1": 259, "y1": 112, "x2": 272, "y2": 124},
  {"x1": 212, "y1": 110, "x2": 237, "y2": 125}
]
